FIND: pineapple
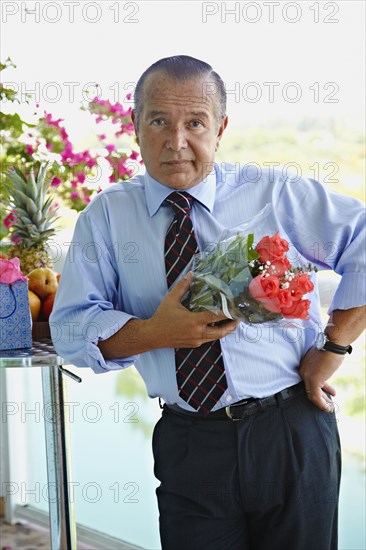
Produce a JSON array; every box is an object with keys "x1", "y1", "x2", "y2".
[{"x1": 3, "y1": 163, "x2": 59, "y2": 273}]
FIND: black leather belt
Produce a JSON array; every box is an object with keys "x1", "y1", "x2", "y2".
[{"x1": 165, "y1": 382, "x2": 305, "y2": 421}]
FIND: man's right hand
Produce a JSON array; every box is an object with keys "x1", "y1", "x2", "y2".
[
  {"x1": 147, "y1": 273, "x2": 239, "y2": 349},
  {"x1": 98, "y1": 273, "x2": 239, "y2": 360}
]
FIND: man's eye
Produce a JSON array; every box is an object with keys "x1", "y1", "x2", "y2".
[
  {"x1": 151, "y1": 118, "x2": 166, "y2": 126},
  {"x1": 189, "y1": 120, "x2": 203, "y2": 128}
]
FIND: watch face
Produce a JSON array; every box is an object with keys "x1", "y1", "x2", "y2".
[{"x1": 316, "y1": 332, "x2": 327, "y2": 350}]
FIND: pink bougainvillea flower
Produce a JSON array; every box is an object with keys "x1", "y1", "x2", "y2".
[
  {"x1": 76, "y1": 172, "x2": 86, "y2": 183},
  {"x1": 10, "y1": 235, "x2": 21, "y2": 244},
  {"x1": 117, "y1": 159, "x2": 129, "y2": 177},
  {"x1": 60, "y1": 128, "x2": 69, "y2": 141},
  {"x1": 25, "y1": 145, "x2": 34, "y2": 155},
  {"x1": 3, "y1": 211, "x2": 17, "y2": 228},
  {"x1": 51, "y1": 176, "x2": 62, "y2": 187},
  {"x1": 44, "y1": 112, "x2": 64, "y2": 128},
  {"x1": 87, "y1": 158, "x2": 97, "y2": 169},
  {"x1": 105, "y1": 144, "x2": 116, "y2": 153}
]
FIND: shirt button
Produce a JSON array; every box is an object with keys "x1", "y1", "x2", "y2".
[{"x1": 226, "y1": 395, "x2": 233, "y2": 402}]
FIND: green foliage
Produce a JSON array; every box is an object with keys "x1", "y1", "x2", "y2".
[
  {"x1": 0, "y1": 58, "x2": 18, "y2": 103},
  {"x1": 115, "y1": 366, "x2": 154, "y2": 438},
  {"x1": 115, "y1": 365, "x2": 149, "y2": 400},
  {"x1": 217, "y1": 121, "x2": 365, "y2": 202},
  {"x1": 333, "y1": 344, "x2": 366, "y2": 420},
  {"x1": 0, "y1": 58, "x2": 35, "y2": 230},
  {"x1": 0, "y1": 113, "x2": 35, "y2": 138}
]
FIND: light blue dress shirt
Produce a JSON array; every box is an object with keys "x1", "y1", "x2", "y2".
[{"x1": 50, "y1": 163, "x2": 366, "y2": 411}]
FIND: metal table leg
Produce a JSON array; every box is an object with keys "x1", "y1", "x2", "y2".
[{"x1": 42, "y1": 365, "x2": 77, "y2": 550}]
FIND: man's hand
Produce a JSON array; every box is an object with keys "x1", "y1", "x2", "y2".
[
  {"x1": 147, "y1": 273, "x2": 239, "y2": 349},
  {"x1": 98, "y1": 273, "x2": 239, "y2": 359},
  {"x1": 299, "y1": 347, "x2": 344, "y2": 412}
]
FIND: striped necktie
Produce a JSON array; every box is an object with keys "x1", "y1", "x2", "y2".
[{"x1": 164, "y1": 191, "x2": 228, "y2": 413}]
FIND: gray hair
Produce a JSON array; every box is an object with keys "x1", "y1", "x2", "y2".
[{"x1": 133, "y1": 55, "x2": 227, "y2": 129}]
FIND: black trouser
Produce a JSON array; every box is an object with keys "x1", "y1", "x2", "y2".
[{"x1": 152, "y1": 388, "x2": 341, "y2": 550}]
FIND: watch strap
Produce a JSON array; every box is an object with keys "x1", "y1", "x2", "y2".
[{"x1": 323, "y1": 340, "x2": 353, "y2": 355}]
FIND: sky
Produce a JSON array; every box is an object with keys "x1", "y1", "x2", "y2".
[{"x1": 1, "y1": 0, "x2": 365, "y2": 146}]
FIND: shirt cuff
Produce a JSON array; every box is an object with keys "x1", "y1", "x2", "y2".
[
  {"x1": 328, "y1": 272, "x2": 366, "y2": 313},
  {"x1": 83, "y1": 309, "x2": 140, "y2": 374}
]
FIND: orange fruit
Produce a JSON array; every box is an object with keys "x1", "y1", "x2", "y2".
[
  {"x1": 28, "y1": 290, "x2": 41, "y2": 321},
  {"x1": 41, "y1": 292, "x2": 57, "y2": 321}
]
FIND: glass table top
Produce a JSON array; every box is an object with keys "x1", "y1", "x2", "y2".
[{"x1": 0, "y1": 339, "x2": 64, "y2": 368}]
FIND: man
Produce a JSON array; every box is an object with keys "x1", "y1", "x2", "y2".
[{"x1": 51, "y1": 55, "x2": 365, "y2": 550}]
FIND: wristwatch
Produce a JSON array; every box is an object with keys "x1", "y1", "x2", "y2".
[{"x1": 315, "y1": 331, "x2": 353, "y2": 355}]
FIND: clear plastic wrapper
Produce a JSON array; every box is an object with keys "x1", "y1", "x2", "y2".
[{"x1": 183, "y1": 205, "x2": 316, "y2": 324}]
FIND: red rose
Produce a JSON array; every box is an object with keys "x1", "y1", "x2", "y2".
[
  {"x1": 256, "y1": 232, "x2": 289, "y2": 263},
  {"x1": 261, "y1": 275, "x2": 281, "y2": 298},
  {"x1": 277, "y1": 288, "x2": 294, "y2": 308},
  {"x1": 289, "y1": 274, "x2": 314, "y2": 300},
  {"x1": 280, "y1": 299, "x2": 311, "y2": 320},
  {"x1": 267, "y1": 257, "x2": 291, "y2": 276},
  {"x1": 249, "y1": 274, "x2": 281, "y2": 313}
]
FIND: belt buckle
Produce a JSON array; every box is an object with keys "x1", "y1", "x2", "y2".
[
  {"x1": 225, "y1": 406, "x2": 241, "y2": 421},
  {"x1": 225, "y1": 399, "x2": 251, "y2": 421}
]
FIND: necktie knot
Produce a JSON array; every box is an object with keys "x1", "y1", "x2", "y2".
[{"x1": 165, "y1": 191, "x2": 194, "y2": 215}]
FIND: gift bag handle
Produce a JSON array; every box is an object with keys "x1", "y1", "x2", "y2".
[{"x1": 0, "y1": 285, "x2": 17, "y2": 319}]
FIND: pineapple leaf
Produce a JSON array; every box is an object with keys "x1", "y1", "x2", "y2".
[
  {"x1": 4, "y1": 163, "x2": 59, "y2": 249},
  {"x1": 27, "y1": 168, "x2": 38, "y2": 203},
  {"x1": 10, "y1": 166, "x2": 27, "y2": 183},
  {"x1": 38, "y1": 163, "x2": 51, "y2": 204},
  {"x1": 38, "y1": 228, "x2": 57, "y2": 239},
  {"x1": 34, "y1": 210, "x2": 43, "y2": 224},
  {"x1": 25, "y1": 196, "x2": 38, "y2": 216},
  {"x1": 12, "y1": 207, "x2": 34, "y2": 225},
  {"x1": 41, "y1": 196, "x2": 57, "y2": 217},
  {"x1": 4, "y1": 187, "x2": 29, "y2": 209}
]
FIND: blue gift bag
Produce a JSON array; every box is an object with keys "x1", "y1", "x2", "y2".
[{"x1": 0, "y1": 280, "x2": 32, "y2": 350}]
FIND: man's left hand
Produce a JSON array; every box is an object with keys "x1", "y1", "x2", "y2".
[{"x1": 299, "y1": 348, "x2": 344, "y2": 412}]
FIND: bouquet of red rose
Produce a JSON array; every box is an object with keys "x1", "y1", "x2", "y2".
[{"x1": 184, "y1": 229, "x2": 316, "y2": 324}]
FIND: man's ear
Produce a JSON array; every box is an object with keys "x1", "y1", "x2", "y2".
[
  {"x1": 131, "y1": 110, "x2": 139, "y2": 145},
  {"x1": 216, "y1": 116, "x2": 228, "y2": 150}
]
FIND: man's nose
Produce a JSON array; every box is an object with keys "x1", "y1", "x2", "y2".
[{"x1": 166, "y1": 126, "x2": 188, "y2": 151}]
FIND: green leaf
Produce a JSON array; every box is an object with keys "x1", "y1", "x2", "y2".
[
  {"x1": 27, "y1": 168, "x2": 38, "y2": 202},
  {"x1": 231, "y1": 266, "x2": 251, "y2": 284},
  {"x1": 247, "y1": 233, "x2": 254, "y2": 250},
  {"x1": 0, "y1": 58, "x2": 16, "y2": 72}
]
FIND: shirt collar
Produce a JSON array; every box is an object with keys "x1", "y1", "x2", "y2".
[{"x1": 144, "y1": 167, "x2": 217, "y2": 217}]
